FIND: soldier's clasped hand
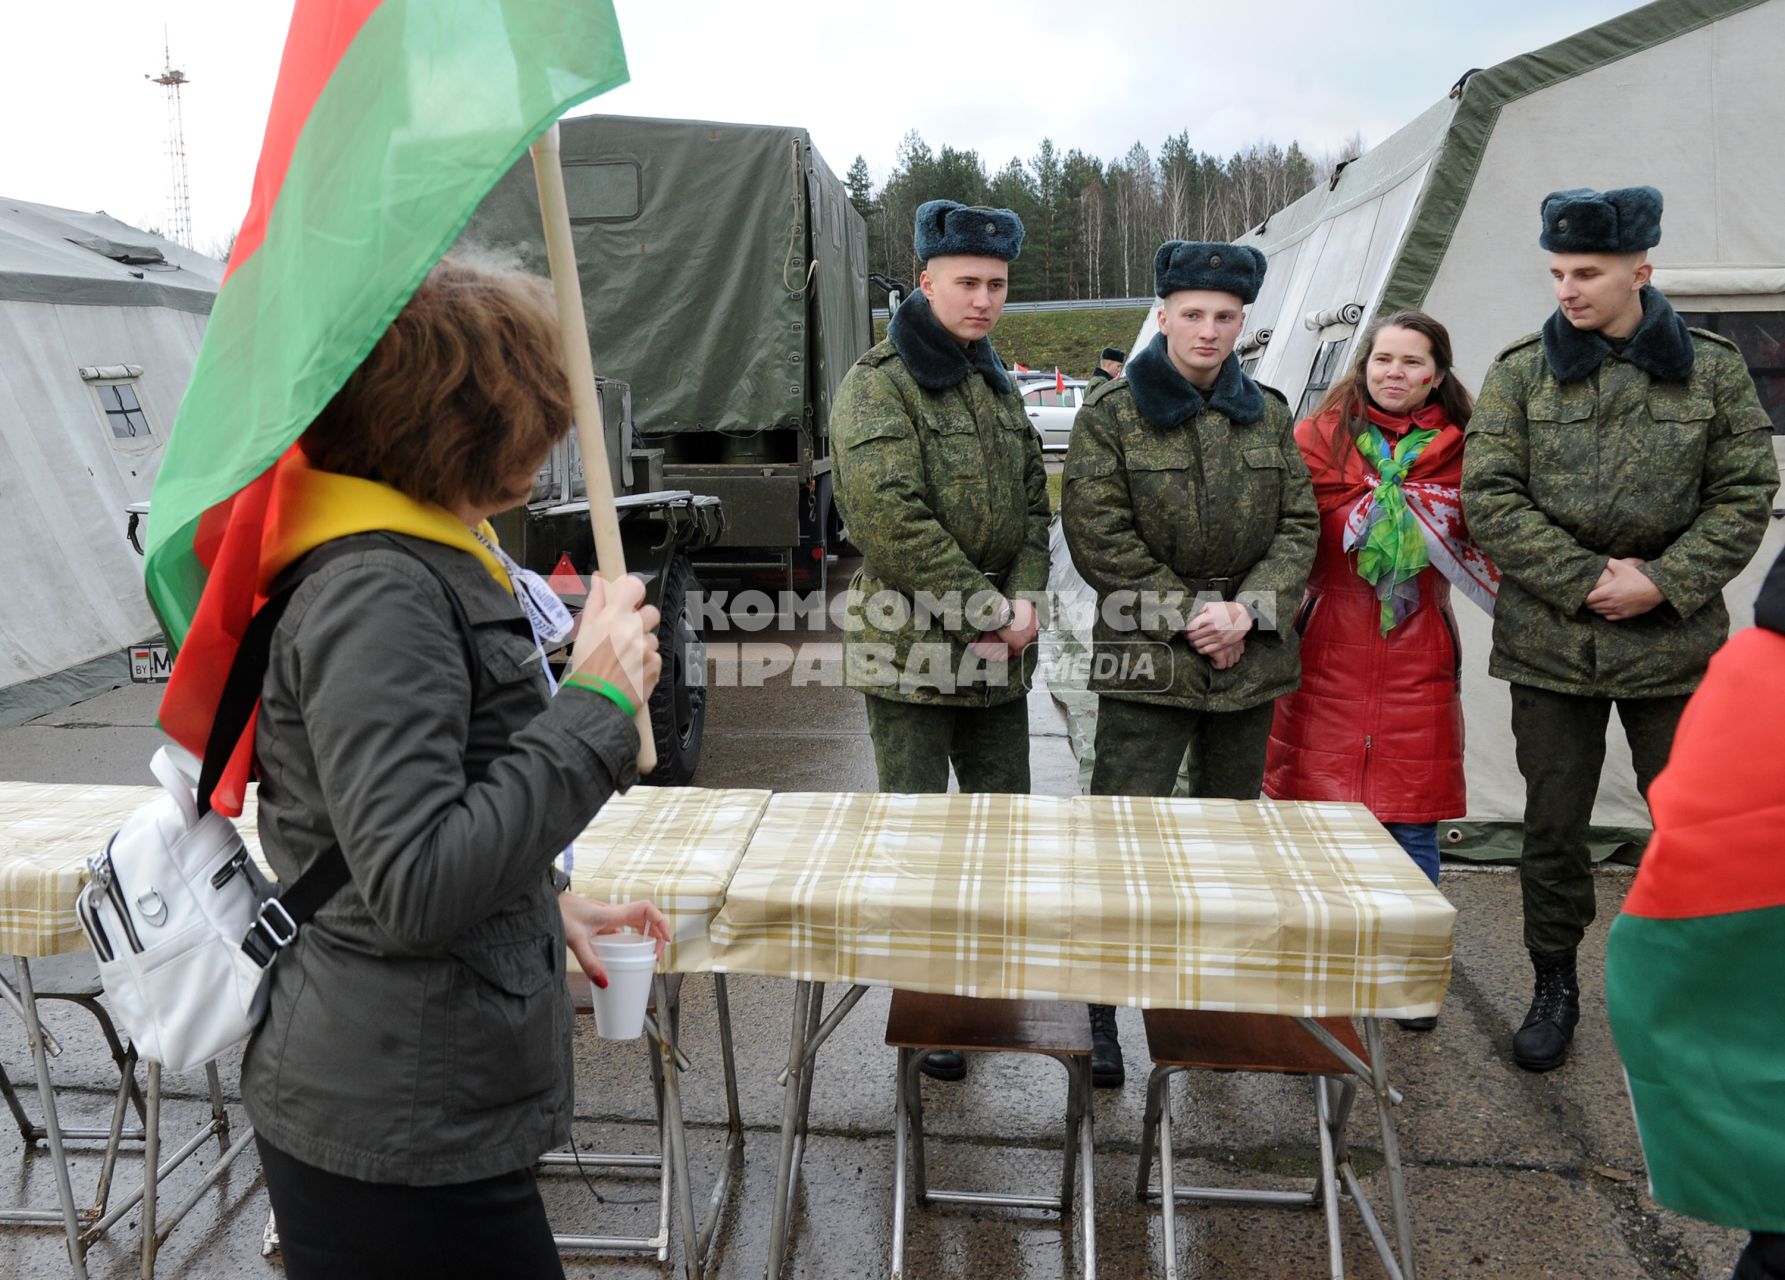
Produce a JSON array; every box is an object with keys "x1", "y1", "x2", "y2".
[
  {"x1": 1187, "y1": 600, "x2": 1253, "y2": 669},
  {"x1": 968, "y1": 596, "x2": 1039, "y2": 661},
  {"x1": 1585, "y1": 557, "x2": 1665, "y2": 622}
]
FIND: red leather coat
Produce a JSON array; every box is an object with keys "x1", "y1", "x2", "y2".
[{"x1": 1264, "y1": 402, "x2": 1467, "y2": 823}]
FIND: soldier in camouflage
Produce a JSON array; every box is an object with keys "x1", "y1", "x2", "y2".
[
  {"x1": 1087, "y1": 346, "x2": 1126, "y2": 388},
  {"x1": 1062, "y1": 241, "x2": 1318, "y2": 1085},
  {"x1": 1463, "y1": 185, "x2": 1779, "y2": 1073},
  {"x1": 830, "y1": 200, "x2": 1051, "y2": 1081}
]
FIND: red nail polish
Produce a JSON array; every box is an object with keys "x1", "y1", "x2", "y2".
[{"x1": 594, "y1": 973, "x2": 608, "y2": 989}]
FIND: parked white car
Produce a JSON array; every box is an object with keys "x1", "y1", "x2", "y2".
[{"x1": 1016, "y1": 375, "x2": 1088, "y2": 452}]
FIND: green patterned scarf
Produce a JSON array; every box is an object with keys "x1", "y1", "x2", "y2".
[{"x1": 1351, "y1": 424, "x2": 1441, "y2": 634}]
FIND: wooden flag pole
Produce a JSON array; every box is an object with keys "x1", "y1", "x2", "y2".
[{"x1": 529, "y1": 124, "x2": 657, "y2": 776}]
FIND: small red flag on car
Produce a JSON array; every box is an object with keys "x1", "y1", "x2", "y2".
[{"x1": 1055, "y1": 367, "x2": 1064, "y2": 394}]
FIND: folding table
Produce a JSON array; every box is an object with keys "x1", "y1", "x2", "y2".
[{"x1": 705, "y1": 791, "x2": 1455, "y2": 1280}]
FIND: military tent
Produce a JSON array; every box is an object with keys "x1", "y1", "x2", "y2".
[
  {"x1": 0, "y1": 198, "x2": 221, "y2": 724},
  {"x1": 1078, "y1": 0, "x2": 1785, "y2": 849}
]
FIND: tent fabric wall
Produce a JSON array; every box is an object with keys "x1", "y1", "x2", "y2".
[
  {"x1": 1422, "y1": 0, "x2": 1785, "y2": 379},
  {"x1": 1079, "y1": 0, "x2": 1785, "y2": 826},
  {"x1": 0, "y1": 201, "x2": 217, "y2": 705}
]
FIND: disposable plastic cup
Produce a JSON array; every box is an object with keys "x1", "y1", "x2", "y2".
[{"x1": 589, "y1": 933, "x2": 658, "y2": 1040}]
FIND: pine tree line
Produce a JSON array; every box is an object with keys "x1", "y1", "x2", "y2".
[{"x1": 844, "y1": 131, "x2": 1364, "y2": 306}]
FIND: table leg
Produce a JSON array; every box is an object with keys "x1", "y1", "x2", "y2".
[
  {"x1": 14, "y1": 958, "x2": 89, "y2": 1280},
  {"x1": 141, "y1": 1061, "x2": 159, "y2": 1280},
  {"x1": 792, "y1": 981, "x2": 824, "y2": 1169},
  {"x1": 1077, "y1": 1058, "x2": 1096, "y2": 1280},
  {"x1": 891, "y1": 1047, "x2": 910, "y2": 1279},
  {"x1": 654, "y1": 974, "x2": 701, "y2": 1280},
  {"x1": 696, "y1": 974, "x2": 744, "y2": 1272},
  {"x1": 1159, "y1": 1087, "x2": 1178, "y2": 1280},
  {"x1": 763, "y1": 979, "x2": 811, "y2": 1279},
  {"x1": 1314, "y1": 1078, "x2": 1344, "y2": 1280},
  {"x1": 1364, "y1": 1017, "x2": 1416, "y2": 1280}
]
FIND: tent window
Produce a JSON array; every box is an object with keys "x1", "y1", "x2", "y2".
[
  {"x1": 1678, "y1": 311, "x2": 1785, "y2": 433},
  {"x1": 564, "y1": 161, "x2": 641, "y2": 223},
  {"x1": 94, "y1": 381, "x2": 152, "y2": 440},
  {"x1": 1296, "y1": 339, "x2": 1350, "y2": 419}
]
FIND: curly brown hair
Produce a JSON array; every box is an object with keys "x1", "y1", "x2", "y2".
[{"x1": 300, "y1": 257, "x2": 571, "y2": 511}]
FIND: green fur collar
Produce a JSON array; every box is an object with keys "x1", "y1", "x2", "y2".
[
  {"x1": 887, "y1": 292, "x2": 1012, "y2": 394},
  {"x1": 1541, "y1": 286, "x2": 1694, "y2": 384},
  {"x1": 1124, "y1": 332, "x2": 1265, "y2": 427}
]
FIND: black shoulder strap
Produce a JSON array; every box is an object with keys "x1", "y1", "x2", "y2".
[{"x1": 207, "y1": 534, "x2": 481, "y2": 965}]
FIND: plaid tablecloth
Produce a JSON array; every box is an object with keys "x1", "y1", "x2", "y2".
[
  {"x1": 568, "y1": 786, "x2": 771, "y2": 972},
  {"x1": 0, "y1": 780, "x2": 767, "y2": 970},
  {"x1": 709, "y1": 792, "x2": 1455, "y2": 1019}
]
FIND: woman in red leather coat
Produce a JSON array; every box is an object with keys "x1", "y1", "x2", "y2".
[{"x1": 1265, "y1": 312, "x2": 1498, "y2": 1024}]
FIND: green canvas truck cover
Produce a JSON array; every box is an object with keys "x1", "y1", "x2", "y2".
[{"x1": 460, "y1": 114, "x2": 869, "y2": 439}]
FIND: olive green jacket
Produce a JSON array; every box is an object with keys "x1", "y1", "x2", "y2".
[
  {"x1": 1061, "y1": 375, "x2": 1318, "y2": 712},
  {"x1": 243, "y1": 534, "x2": 640, "y2": 1186},
  {"x1": 831, "y1": 329, "x2": 1051, "y2": 706},
  {"x1": 1463, "y1": 326, "x2": 1778, "y2": 698}
]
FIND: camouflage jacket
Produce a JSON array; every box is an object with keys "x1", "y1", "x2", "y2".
[
  {"x1": 1061, "y1": 348, "x2": 1318, "y2": 712},
  {"x1": 831, "y1": 299, "x2": 1051, "y2": 706},
  {"x1": 1462, "y1": 310, "x2": 1778, "y2": 698}
]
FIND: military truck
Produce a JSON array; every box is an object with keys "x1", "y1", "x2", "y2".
[
  {"x1": 485, "y1": 377, "x2": 725, "y2": 787},
  {"x1": 463, "y1": 114, "x2": 873, "y2": 596}
]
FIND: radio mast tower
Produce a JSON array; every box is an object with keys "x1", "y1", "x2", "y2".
[{"x1": 146, "y1": 34, "x2": 192, "y2": 248}]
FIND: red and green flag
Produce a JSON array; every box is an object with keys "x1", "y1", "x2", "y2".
[
  {"x1": 146, "y1": 0, "x2": 628, "y2": 813},
  {"x1": 1606, "y1": 626, "x2": 1785, "y2": 1232}
]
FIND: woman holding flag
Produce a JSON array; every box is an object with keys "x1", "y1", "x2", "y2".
[
  {"x1": 234, "y1": 259, "x2": 668, "y2": 1277},
  {"x1": 138, "y1": 1, "x2": 664, "y2": 1272},
  {"x1": 1264, "y1": 311, "x2": 1497, "y2": 1028}
]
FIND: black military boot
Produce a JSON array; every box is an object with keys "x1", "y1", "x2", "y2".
[
  {"x1": 1088, "y1": 1004, "x2": 1124, "y2": 1088},
  {"x1": 918, "y1": 1050, "x2": 966, "y2": 1082},
  {"x1": 1511, "y1": 948, "x2": 1580, "y2": 1072}
]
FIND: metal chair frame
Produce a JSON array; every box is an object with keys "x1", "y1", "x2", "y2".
[
  {"x1": 886, "y1": 996, "x2": 1097, "y2": 1280},
  {"x1": 1135, "y1": 1012, "x2": 1416, "y2": 1280}
]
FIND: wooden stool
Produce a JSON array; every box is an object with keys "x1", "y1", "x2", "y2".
[
  {"x1": 1136, "y1": 1010, "x2": 1376, "y2": 1280},
  {"x1": 884, "y1": 993, "x2": 1096, "y2": 1278}
]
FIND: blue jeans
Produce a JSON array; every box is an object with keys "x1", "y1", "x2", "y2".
[{"x1": 1384, "y1": 822, "x2": 1440, "y2": 886}]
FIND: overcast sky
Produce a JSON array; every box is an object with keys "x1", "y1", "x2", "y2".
[{"x1": 7, "y1": 0, "x2": 1646, "y2": 253}]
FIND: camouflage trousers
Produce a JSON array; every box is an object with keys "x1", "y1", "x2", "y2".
[
  {"x1": 1510, "y1": 684, "x2": 1689, "y2": 954},
  {"x1": 861, "y1": 695, "x2": 1031, "y2": 794},
  {"x1": 1088, "y1": 696, "x2": 1275, "y2": 799}
]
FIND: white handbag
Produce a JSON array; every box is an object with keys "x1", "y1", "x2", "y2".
[
  {"x1": 78, "y1": 745, "x2": 276, "y2": 1073},
  {"x1": 77, "y1": 535, "x2": 477, "y2": 1072}
]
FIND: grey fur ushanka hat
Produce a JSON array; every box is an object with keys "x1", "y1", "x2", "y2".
[
  {"x1": 1539, "y1": 185, "x2": 1663, "y2": 253},
  {"x1": 914, "y1": 200, "x2": 1024, "y2": 262},
  {"x1": 1154, "y1": 241, "x2": 1266, "y2": 303}
]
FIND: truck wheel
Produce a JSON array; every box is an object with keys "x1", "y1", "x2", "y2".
[{"x1": 642, "y1": 554, "x2": 706, "y2": 786}]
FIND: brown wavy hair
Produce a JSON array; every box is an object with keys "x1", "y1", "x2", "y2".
[
  {"x1": 300, "y1": 257, "x2": 571, "y2": 511},
  {"x1": 1310, "y1": 309, "x2": 1474, "y2": 473}
]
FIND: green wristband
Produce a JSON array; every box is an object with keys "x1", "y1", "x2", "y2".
[{"x1": 564, "y1": 672, "x2": 636, "y2": 718}]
